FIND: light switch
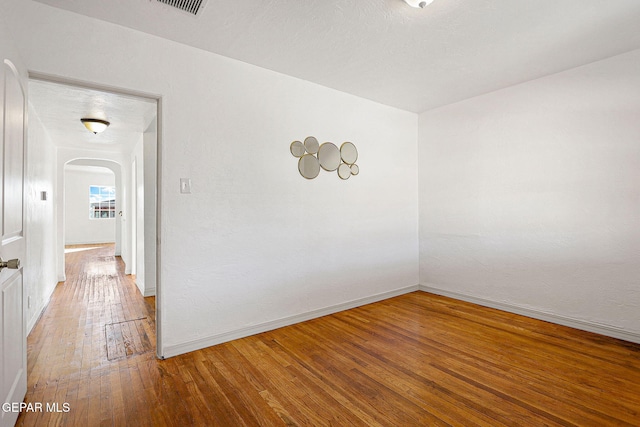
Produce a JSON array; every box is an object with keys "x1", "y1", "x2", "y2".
[{"x1": 180, "y1": 178, "x2": 192, "y2": 194}]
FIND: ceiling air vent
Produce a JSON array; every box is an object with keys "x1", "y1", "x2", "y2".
[{"x1": 156, "y1": 0, "x2": 207, "y2": 16}]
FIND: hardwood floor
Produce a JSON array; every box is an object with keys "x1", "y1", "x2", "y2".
[{"x1": 16, "y1": 244, "x2": 640, "y2": 426}]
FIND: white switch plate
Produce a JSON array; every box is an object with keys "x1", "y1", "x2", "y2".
[{"x1": 180, "y1": 178, "x2": 192, "y2": 194}]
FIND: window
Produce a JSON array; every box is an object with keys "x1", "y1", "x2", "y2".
[{"x1": 89, "y1": 185, "x2": 116, "y2": 219}]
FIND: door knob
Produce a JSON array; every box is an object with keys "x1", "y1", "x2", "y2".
[{"x1": 0, "y1": 258, "x2": 20, "y2": 270}]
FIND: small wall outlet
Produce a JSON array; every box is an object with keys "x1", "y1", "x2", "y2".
[
  {"x1": 27, "y1": 296, "x2": 31, "y2": 309},
  {"x1": 41, "y1": 191, "x2": 47, "y2": 201},
  {"x1": 180, "y1": 178, "x2": 192, "y2": 194}
]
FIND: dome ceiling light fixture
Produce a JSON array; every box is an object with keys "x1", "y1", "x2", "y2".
[
  {"x1": 403, "y1": 0, "x2": 434, "y2": 8},
  {"x1": 80, "y1": 118, "x2": 110, "y2": 134}
]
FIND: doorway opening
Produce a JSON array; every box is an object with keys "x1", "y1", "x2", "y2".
[
  {"x1": 27, "y1": 74, "x2": 162, "y2": 355},
  {"x1": 64, "y1": 164, "x2": 117, "y2": 248}
]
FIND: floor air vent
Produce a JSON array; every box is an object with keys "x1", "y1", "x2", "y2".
[{"x1": 156, "y1": 0, "x2": 207, "y2": 16}]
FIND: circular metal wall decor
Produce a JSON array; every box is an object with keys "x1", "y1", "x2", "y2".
[
  {"x1": 303, "y1": 136, "x2": 319, "y2": 154},
  {"x1": 290, "y1": 140, "x2": 305, "y2": 157},
  {"x1": 340, "y1": 142, "x2": 358, "y2": 165},
  {"x1": 318, "y1": 142, "x2": 341, "y2": 171},
  {"x1": 298, "y1": 154, "x2": 320, "y2": 179},
  {"x1": 337, "y1": 163, "x2": 351, "y2": 180},
  {"x1": 290, "y1": 136, "x2": 359, "y2": 180}
]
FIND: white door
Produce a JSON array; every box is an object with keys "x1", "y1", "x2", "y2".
[{"x1": 0, "y1": 59, "x2": 27, "y2": 427}]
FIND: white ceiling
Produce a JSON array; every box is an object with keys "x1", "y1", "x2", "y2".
[
  {"x1": 33, "y1": 0, "x2": 640, "y2": 113},
  {"x1": 29, "y1": 79, "x2": 157, "y2": 152}
]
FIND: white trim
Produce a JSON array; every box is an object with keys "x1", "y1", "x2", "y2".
[
  {"x1": 64, "y1": 240, "x2": 116, "y2": 246},
  {"x1": 419, "y1": 284, "x2": 640, "y2": 344},
  {"x1": 26, "y1": 282, "x2": 56, "y2": 334},
  {"x1": 27, "y1": 317, "x2": 38, "y2": 335},
  {"x1": 143, "y1": 287, "x2": 156, "y2": 297},
  {"x1": 27, "y1": 296, "x2": 49, "y2": 335},
  {"x1": 162, "y1": 285, "x2": 419, "y2": 358}
]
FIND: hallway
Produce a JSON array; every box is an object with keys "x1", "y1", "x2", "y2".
[{"x1": 17, "y1": 244, "x2": 156, "y2": 426}]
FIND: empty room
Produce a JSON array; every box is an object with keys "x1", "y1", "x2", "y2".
[{"x1": 1, "y1": 0, "x2": 639, "y2": 426}]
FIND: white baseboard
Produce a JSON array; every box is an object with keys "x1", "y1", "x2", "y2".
[
  {"x1": 27, "y1": 300, "x2": 48, "y2": 335},
  {"x1": 144, "y1": 287, "x2": 156, "y2": 297},
  {"x1": 419, "y1": 284, "x2": 640, "y2": 344},
  {"x1": 161, "y1": 284, "x2": 420, "y2": 359},
  {"x1": 65, "y1": 240, "x2": 116, "y2": 245},
  {"x1": 27, "y1": 282, "x2": 57, "y2": 335}
]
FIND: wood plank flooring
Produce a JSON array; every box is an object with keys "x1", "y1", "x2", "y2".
[{"x1": 16, "y1": 243, "x2": 640, "y2": 426}]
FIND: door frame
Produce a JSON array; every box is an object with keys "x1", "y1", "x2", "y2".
[{"x1": 27, "y1": 72, "x2": 164, "y2": 357}]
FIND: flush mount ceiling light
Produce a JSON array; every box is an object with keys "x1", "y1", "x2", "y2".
[
  {"x1": 403, "y1": 0, "x2": 434, "y2": 8},
  {"x1": 80, "y1": 118, "x2": 110, "y2": 134}
]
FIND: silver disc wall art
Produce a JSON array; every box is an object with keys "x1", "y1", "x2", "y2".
[
  {"x1": 340, "y1": 142, "x2": 358, "y2": 165},
  {"x1": 290, "y1": 140, "x2": 305, "y2": 157},
  {"x1": 303, "y1": 136, "x2": 319, "y2": 154},
  {"x1": 290, "y1": 136, "x2": 359, "y2": 180},
  {"x1": 298, "y1": 153, "x2": 320, "y2": 179},
  {"x1": 318, "y1": 142, "x2": 341, "y2": 171}
]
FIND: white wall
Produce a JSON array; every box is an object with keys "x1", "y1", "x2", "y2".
[
  {"x1": 25, "y1": 106, "x2": 58, "y2": 333},
  {"x1": 7, "y1": 1, "x2": 419, "y2": 357},
  {"x1": 64, "y1": 166, "x2": 115, "y2": 245},
  {"x1": 419, "y1": 49, "x2": 640, "y2": 341},
  {"x1": 132, "y1": 141, "x2": 143, "y2": 293},
  {"x1": 130, "y1": 119, "x2": 157, "y2": 297},
  {"x1": 2, "y1": 9, "x2": 57, "y2": 342},
  {"x1": 143, "y1": 121, "x2": 157, "y2": 297}
]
